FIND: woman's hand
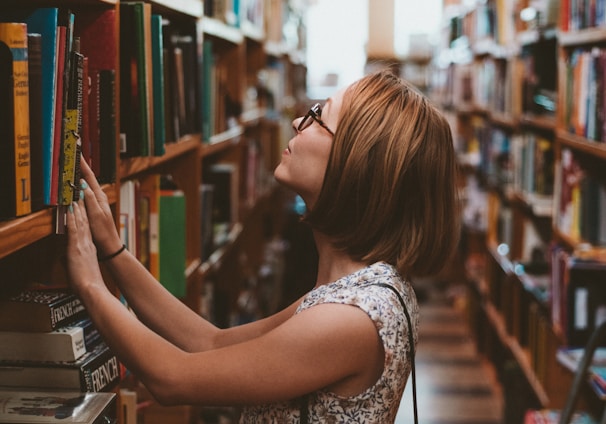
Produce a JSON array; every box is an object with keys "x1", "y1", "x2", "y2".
[
  {"x1": 65, "y1": 199, "x2": 105, "y2": 297},
  {"x1": 79, "y1": 158, "x2": 123, "y2": 257}
]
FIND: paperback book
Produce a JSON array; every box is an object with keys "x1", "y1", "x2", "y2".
[
  {"x1": 0, "y1": 342, "x2": 121, "y2": 392},
  {"x1": 0, "y1": 289, "x2": 86, "y2": 333},
  {"x1": 0, "y1": 390, "x2": 116, "y2": 423}
]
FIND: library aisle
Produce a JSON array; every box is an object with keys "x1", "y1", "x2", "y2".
[{"x1": 396, "y1": 279, "x2": 504, "y2": 424}]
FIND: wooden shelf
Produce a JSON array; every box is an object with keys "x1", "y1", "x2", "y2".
[
  {"x1": 149, "y1": 0, "x2": 202, "y2": 18},
  {"x1": 201, "y1": 127, "x2": 243, "y2": 157},
  {"x1": 559, "y1": 27, "x2": 606, "y2": 47},
  {"x1": 557, "y1": 130, "x2": 606, "y2": 160},
  {"x1": 0, "y1": 184, "x2": 116, "y2": 260},
  {"x1": 201, "y1": 17, "x2": 243, "y2": 45},
  {"x1": 119, "y1": 136, "x2": 201, "y2": 180},
  {"x1": 519, "y1": 113, "x2": 557, "y2": 132}
]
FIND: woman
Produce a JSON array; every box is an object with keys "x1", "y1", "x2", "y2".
[{"x1": 66, "y1": 70, "x2": 459, "y2": 423}]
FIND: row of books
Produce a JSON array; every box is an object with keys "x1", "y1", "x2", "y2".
[
  {"x1": 204, "y1": 0, "x2": 265, "y2": 33},
  {"x1": 0, "y1": 288, "x2": 122, "y2": 394},
  {"x1": 120, "y1": 176, "x2": 187, "y2": 298},
  {"x1": 555, "y1": 147, "x2": 606, "y2": 246},
  {"x1": 121, "y1": 2, "x2": 203, "y2": 158},
  {"x1": 0, "y1": 8, "x2": 116, "y2": 221},
  {"x1": 472, "y1": 117, "x2": 555, "y2": 200},
  {"x1": 563, "y1": 47, "x2": 606, "y2": 143},
  {"x1": 0, "y1": 1, "x2": 211, "y2": 221},
  {"x1": 118, "y1": 162, "x2": 243, "y2": 299},
  {"x1": 561, "y1": 0, "x2": 606, "y2": 31}
]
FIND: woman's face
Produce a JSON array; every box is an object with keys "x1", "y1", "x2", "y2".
[{"x1": 274, "y1": 88, "x2": 344, "y2": 207}]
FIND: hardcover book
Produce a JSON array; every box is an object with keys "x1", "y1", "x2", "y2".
[
  {"x1": 159, "y1": 188, "x2": 186, "y2": 297},
  {"x1": 0, "y1": 342, "x2": 121, "y2": 392},
  {"x1": 0, "y1": 22, "x2": 32, "y2": 218},
  {"x1": 0, "y1": 289, "x2": 87, "y2": 333},
  {"x1": 0, "y1": 317, "x2": 100, "y2": 362},
  {"x1": 0, "y1": 390, "x2": 116, "y2": 423},
  {"x1": 28, "y1": 33, "x2": 44, "y2": 212}
]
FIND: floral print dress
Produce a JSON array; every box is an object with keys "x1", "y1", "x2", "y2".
[{"x1": 239, "y1": 261, "x2": 419, "y2": 423}]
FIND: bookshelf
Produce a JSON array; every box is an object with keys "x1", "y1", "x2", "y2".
[
  {"x1": 434, "y1": 0, "x2": 606, "y2": 421},
  {"x1": 0, "y1": 0, "x2": 307, "y2": 422}
]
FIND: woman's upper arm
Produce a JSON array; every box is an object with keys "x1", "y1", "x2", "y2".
[{"x1": 158, "y1": 303, "x2": 382, "y2": 406}]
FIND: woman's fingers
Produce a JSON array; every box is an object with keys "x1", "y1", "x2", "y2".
[{"x1": 80, "y1": 157, "x2": 107, "y2": 203}]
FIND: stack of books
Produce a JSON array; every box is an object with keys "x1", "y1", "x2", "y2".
[{"x1": 0, "y1": 288, "x2": 121, "y2": 393}]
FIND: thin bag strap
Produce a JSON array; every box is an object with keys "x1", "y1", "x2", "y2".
[
  {"x1": 374, "y1": 282, "x2": 419, "y2": 424},
  {"x1": 299, "y1": 282, "x2": 419, "y2": 424}
]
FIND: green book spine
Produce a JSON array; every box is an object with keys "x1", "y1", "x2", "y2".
[{"x1": 159, "y1": 189, "x2": 186, "y2": 298}]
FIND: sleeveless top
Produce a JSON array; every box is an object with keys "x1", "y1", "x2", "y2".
[{"x1": 239, "y1": 261, "x2": 419, "y2": 423}]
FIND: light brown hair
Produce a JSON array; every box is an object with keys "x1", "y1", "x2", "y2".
[{"x1": 304, "y1": 70, "x2": 460, "y2": 278}]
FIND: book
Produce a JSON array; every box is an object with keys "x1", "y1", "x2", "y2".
[
  {"x1": 0, "y1": 342, "x2": 121, "y2": 392},
  {"x1": 0, "y1": 289, "x2": 87, "y2": 333},
  {"x1": 0, "y1": 390, "x2": 116, "y2": 423},
  {"x1": 119, "y1": 180, "x2": 138, "y2": 254},
  {"x1": 151, "y1": 14, "x2": 166, "y2": 156},
  {"x1": 138, "y1": 175, "x2": 160, "y2": 278},
  {"x1": 199, "y1": 183, "x2": 215, "y2": 261},
  {"x1": 565, "y1": 258, "x2": 606, "y2": 346},
  {"x1": 159, "y1": 187, "x2": 187, "y2": 298},
  {"x1": 0, "y1": 22, "x2": 31, "y2": 218},
  {"x1": 60, "y1": 45, "x2": 84, "y2": 205},
  {"x1": 98, "y1": 69, "x2": 116, "y2": 184},
  {"x1": 557, "y1": 346, "x2": 606, "y2": 371},
  {"x1": 28, "y1": 33, "x2": 44, "y2": 212},
  {"x1": 201, "y1": 39, "x2": 215, "y2": 141},
  {"x1": 0, "y1": 317, "x2": 100, "y2": 362},
  {"x1": 119, "y1": 2, "x2": 152, "y2": 157},
  {"x1": 22, "y1": 8, "x2": 60, "y2": 207},
  {"x1": 49, "y1": 24, "x2": 66, "y2": 206},
  {"x1": 118, "y1": 389, "x2": 137, "y2": 424},
  {"x1": 204, "y1": 163, "x2": 239, "y2": 246}
]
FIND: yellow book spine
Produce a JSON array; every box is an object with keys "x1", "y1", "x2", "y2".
[
  {"x1": 61, "y1": 109, "x2": 79, "y2": 205},
  {"x1": 0, "y1": 23, "x2": 31, "y2": 216}
]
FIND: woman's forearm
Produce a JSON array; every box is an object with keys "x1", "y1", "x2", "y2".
[{"x1": 100, "y1": 247, "x2": 220, "y2": 351}]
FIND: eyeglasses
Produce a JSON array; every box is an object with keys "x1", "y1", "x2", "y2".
[{"x1": 297, "y1": 103, "x2": 334, "y2": 136}]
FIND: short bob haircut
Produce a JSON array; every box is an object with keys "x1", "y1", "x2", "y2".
[{"x1": 304, "y1": 70, "x2": 460, "y2": 279}]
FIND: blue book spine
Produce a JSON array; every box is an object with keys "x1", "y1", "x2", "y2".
[{"x1": 25, "y1": 8, "x2": 59, "y2": 206}]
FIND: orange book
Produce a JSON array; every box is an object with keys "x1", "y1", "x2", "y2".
[{"x1": 0, "y1": 22, "x2": 31, "y2": 217}]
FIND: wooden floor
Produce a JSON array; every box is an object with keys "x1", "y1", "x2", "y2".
[{"x1": 395, "y1": 280, "x2": 504, "y2": 424}]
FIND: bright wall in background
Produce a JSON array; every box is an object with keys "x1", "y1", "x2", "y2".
[{"x1": 305, "y1": 0, "x2": 443, "y2": 99}]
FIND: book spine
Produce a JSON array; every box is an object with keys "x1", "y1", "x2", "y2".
[
  {"x1": 99, "y1": 69, "x2": 116, "y2": 183},
  {"x1": 50, "y1": 25, "x2": 66, "y2": 205},
  {"x1": 49, "y1": 295, "x2": 87, "y2": 330},
  {"x1": 0, "y1": 23, "x2": 31, "y2": 217},
  {"x1": 81, "y1": 344, "x2": 121, "y2": 392},
  {"x1": 28, "y1": 33, "x2": 44, "y2": 212},
  {"x1": 151, "y1": 14, "x2": 166, "y2": 156},
  {"x1": 77, "y1": 318, "x2": 102, "y2": 351},
  {"x1": 60, "y1": 49, "x2": 84, "y2": 205}
]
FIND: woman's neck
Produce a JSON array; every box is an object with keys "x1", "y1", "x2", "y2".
[{"x1": 312, "y1": 230, "x2": 369, "y2": 288}]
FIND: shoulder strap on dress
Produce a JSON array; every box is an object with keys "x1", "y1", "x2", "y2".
[{"x1": 374, "y1": 282, "x2": 419, "y2": 424}]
